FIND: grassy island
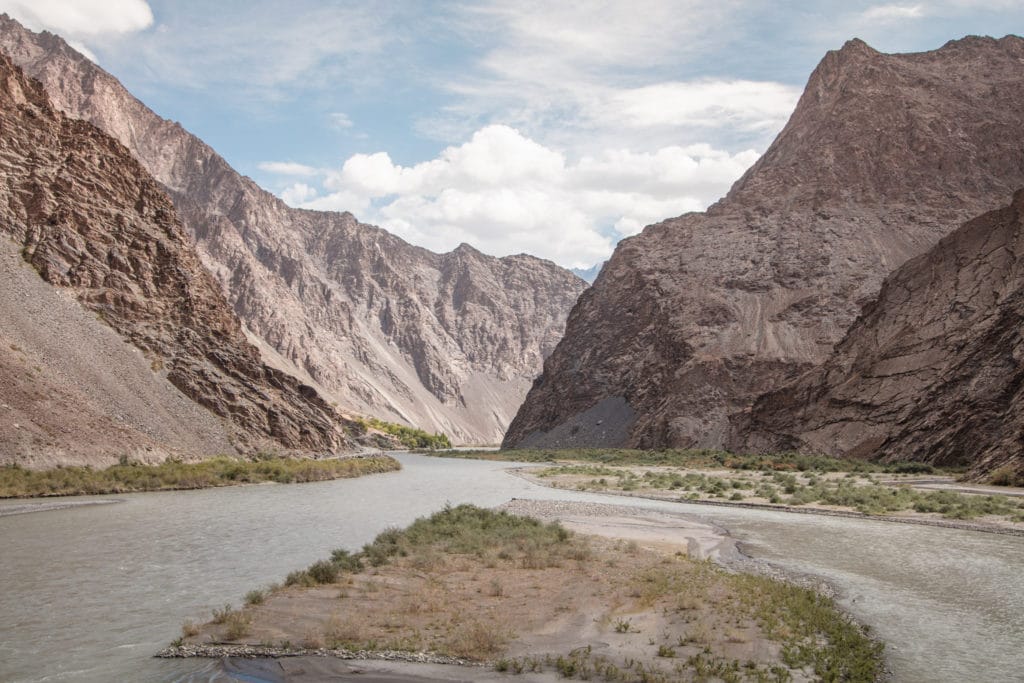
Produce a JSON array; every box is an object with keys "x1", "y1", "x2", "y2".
[{"x1": 170, "y1": 504, "x2": 883, "y2": 682}]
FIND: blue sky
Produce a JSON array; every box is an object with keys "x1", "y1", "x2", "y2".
[{"x1": 3, "y1": 1, "x2": 1022, "y2": 268}]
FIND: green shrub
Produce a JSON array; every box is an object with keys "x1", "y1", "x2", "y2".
[
  {"x1": 355, "y1": 417, "x2": 452, "y2": 450},
  {"x1": 0, "y1": 454, "x2": 400, "y2": 498},
  {"x1": 244, "y1": 589, "x2": 265, "y2": 605}
]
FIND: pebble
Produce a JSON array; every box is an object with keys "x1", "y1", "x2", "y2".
[{"x1": 156, "y1": 644, "x2": 483, "y2": 666}]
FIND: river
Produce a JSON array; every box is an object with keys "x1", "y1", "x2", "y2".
[{"x1": 0, "y1": 453, "x2": 1021, "y2": 682}]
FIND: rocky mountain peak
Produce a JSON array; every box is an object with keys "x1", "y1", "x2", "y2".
[
  {"x1": 0, "y1": 53, "x2": 358, "y2": 464},
  {"x1": 720, "y1": 33, "x2": 1024, "y2": 215},
  {"x1": 505, "y1": 35, "x2": 1024, "y2": 453}
]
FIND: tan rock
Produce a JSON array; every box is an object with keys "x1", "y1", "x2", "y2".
[
  {"x1": 0, "y1": 15, "x2": 586, "y2": 445},
  {"x1": 0, "y1": 54, "x2": 357, "y2": 464}
]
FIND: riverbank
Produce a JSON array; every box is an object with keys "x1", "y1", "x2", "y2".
[
  {"x1": 512, "y1": 465, "x2": 1024, "y2": 536},
  {"x1": 0, "y1": 453, "x2": 400, "y2": 498},
  {"x1": 164, "y1": 502, "x2": 883, "y2": 682}
]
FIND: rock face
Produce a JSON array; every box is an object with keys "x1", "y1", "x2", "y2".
[
  {"x1": 0, "y1": 15, "x2": 586, "y2": 445},
  {"x1": 747, "y1": 191, "x2": 1024, "y2": 479},
  {"x1": 505, "y1": 36, "x2": 1024, "y2": 450},
  {"x1": 0, "y1": 54, "x2": 357, "y2": 465}
]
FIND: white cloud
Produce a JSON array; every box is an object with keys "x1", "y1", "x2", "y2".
[
  {"x1": 598, "y1": 81, "x2": 801, "y2": 132},
  {"x1": 257, "y1": 161, "x2": 319, "y2": 177},
  {"x1": 280, "y1": 183, "x2": 320, "y2": 206},
  {"x1": 861, "y1": 4, "x2": 926, "y2": 21},
  {"x1": 0, "y1": 0, "x2": 153, "y2": 35},
  {"x1": 425, "y1": 1, "x2": 798, "y2": 160},
  {"x1": 329, "y1": 112, "x2": 354, "y2": 129},
  {"x1": 288, "y1": 125, "x2": 757, "y2": 268},
  {"x1": 112, "y1": 4, "x2": 392, "y2": 96}
]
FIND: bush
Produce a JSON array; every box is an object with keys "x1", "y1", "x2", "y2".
[
  {"x1": 356, "y1": 417, "x2": 452, "y2": 450},
  {"x1": 0, "y1": 454, "x2": 400, "y2": 498},
  {"x1": 245, "y1": 589, "x2": 265, "y2": 605},
  {"x1": 307, "y1": 560, "x2": 339, "y2": 584}
]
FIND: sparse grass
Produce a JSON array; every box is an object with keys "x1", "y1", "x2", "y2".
[
  {"x1": 223, "y1": 611, "x2": 252, "y2": 640},
  {"x1": 733, "y1": 571, "x2": 883, "y2": 681},
  {"x1": 532, "y1": 462, "x2": 1024, "y2": 523},
  {"x1": 989, "y1": 463, "x2": 1024, "y2": 487},
  {"x1": 430, "y1": 447, "x2": 960, "y2": 475},
  {"x1": 445, "y1": 619, "x2": 513, "y2": 658},
  {"x1": 211, "y1": 604, "x2": 234, "y2": 624},
  {"x1": 244, "y1": 589, "x2": 266, "y2": 606},
  {"x1": 0, "y1": 454, "x2": 400, "y2": 498},
  {"x1": 270, "y1": 504, "x2": 592, "y2": 632}
]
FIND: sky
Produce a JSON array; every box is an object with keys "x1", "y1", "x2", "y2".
[{"x1": 3, "y1": 1, "x2": 1022, "y2": 269}]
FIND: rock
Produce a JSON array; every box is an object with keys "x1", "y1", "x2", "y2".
[
  {"x1": 504, "y1": 35, "x2": 1024, "y2": 453},
  {"x1": 0, "y1": 53, "x2": 357, "y2": 464},
  {"x1": 746, "y1": 190, "x2": 1024, "y2": 480},
  {"x1": 0, "y1": 15, "x2": 586, "y2": 445}
]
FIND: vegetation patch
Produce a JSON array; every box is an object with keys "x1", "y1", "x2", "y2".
[
  {"x1": 179, "y1": 505, "x2": 884, "y2": 681},
  {"x1": 532, "y1": 464, "x2": 1024, "y2": 524},
  {"x1": 353, "y1": 416, "x2": 452, "y2": 450},
  {"x1": 0, "y1": 454, "x2": 400, "y2": 498},
  {"x1": 431, "y1": 447, "x2": 962, "y2": 475}
]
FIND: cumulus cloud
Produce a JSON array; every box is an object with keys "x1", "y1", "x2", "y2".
[
  {"x1": 274, "y1": 125, "x2": 757, "y2": 268},
  {"x1": 861, "y1": 3, "x2": 926, "y2": 20},
  {"x1": 280, "y1": 183, "x2": 320, "y2": 206}
]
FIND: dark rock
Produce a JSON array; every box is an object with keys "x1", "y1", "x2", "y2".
[
  {"x1": 504, "y1": 35, "x2": 1024, "y2": 456},
  {"x1": 746, "y1": 190, "x2": 1024, "y2": 480}
]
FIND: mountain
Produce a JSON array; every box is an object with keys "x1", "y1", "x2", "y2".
[
  {"x1": 0, "y1": 15, "x2": 586, "y2": 446},
  {"x1": 0, "y1": 54, "x2": 359, "y2": 466},
  {"x1": 746, "y1": 191, "x2": 1024, "y2": 481},
  {"x1": 504, "y1": 36, "x2": 1024, "y2": 451},
  {"x1": 572, "y1": 263, "x2": 605, "y2": 283}
]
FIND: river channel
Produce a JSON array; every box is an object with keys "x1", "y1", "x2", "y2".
[{"x1": 1, "y1": 453, "x2": 1022, "y2": 682}]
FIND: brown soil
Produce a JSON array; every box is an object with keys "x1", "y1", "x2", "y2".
[{"x1": 181, "y1": 502, "x2": 815, "y2": 682}]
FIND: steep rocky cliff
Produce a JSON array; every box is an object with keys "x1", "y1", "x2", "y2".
[
  {"x1": 505, "y1": 35, "x2": 1024, "y2": 450},
  {"x1": 0, "y1": 15, "x2": 586, "y2": 445},
  {"x1": 0, "y1": 54, "x2": 357, "y2": 465},
  {"x1": 746, "y1": 191, "x2": 1024, "y2": 480}
]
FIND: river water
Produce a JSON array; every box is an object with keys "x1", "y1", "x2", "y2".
[{"x1": 1, "y1": 453, "x2": 1021, "y2": 682}]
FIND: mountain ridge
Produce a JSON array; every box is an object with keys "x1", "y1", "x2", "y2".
[
  {"x1": 0, "y1": 14, "x2": 586, "y2": 445},
  {"x1": 0, "y1": 53, "x2": 360, "y2": 465}
]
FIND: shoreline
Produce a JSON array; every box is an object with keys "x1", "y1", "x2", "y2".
[
  {"x1": 0, "y1": 453, "x2": 401, "y2": 500},
  {"x1": 510, "y1": 468, "x2": 1024, "y2": 538}
]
